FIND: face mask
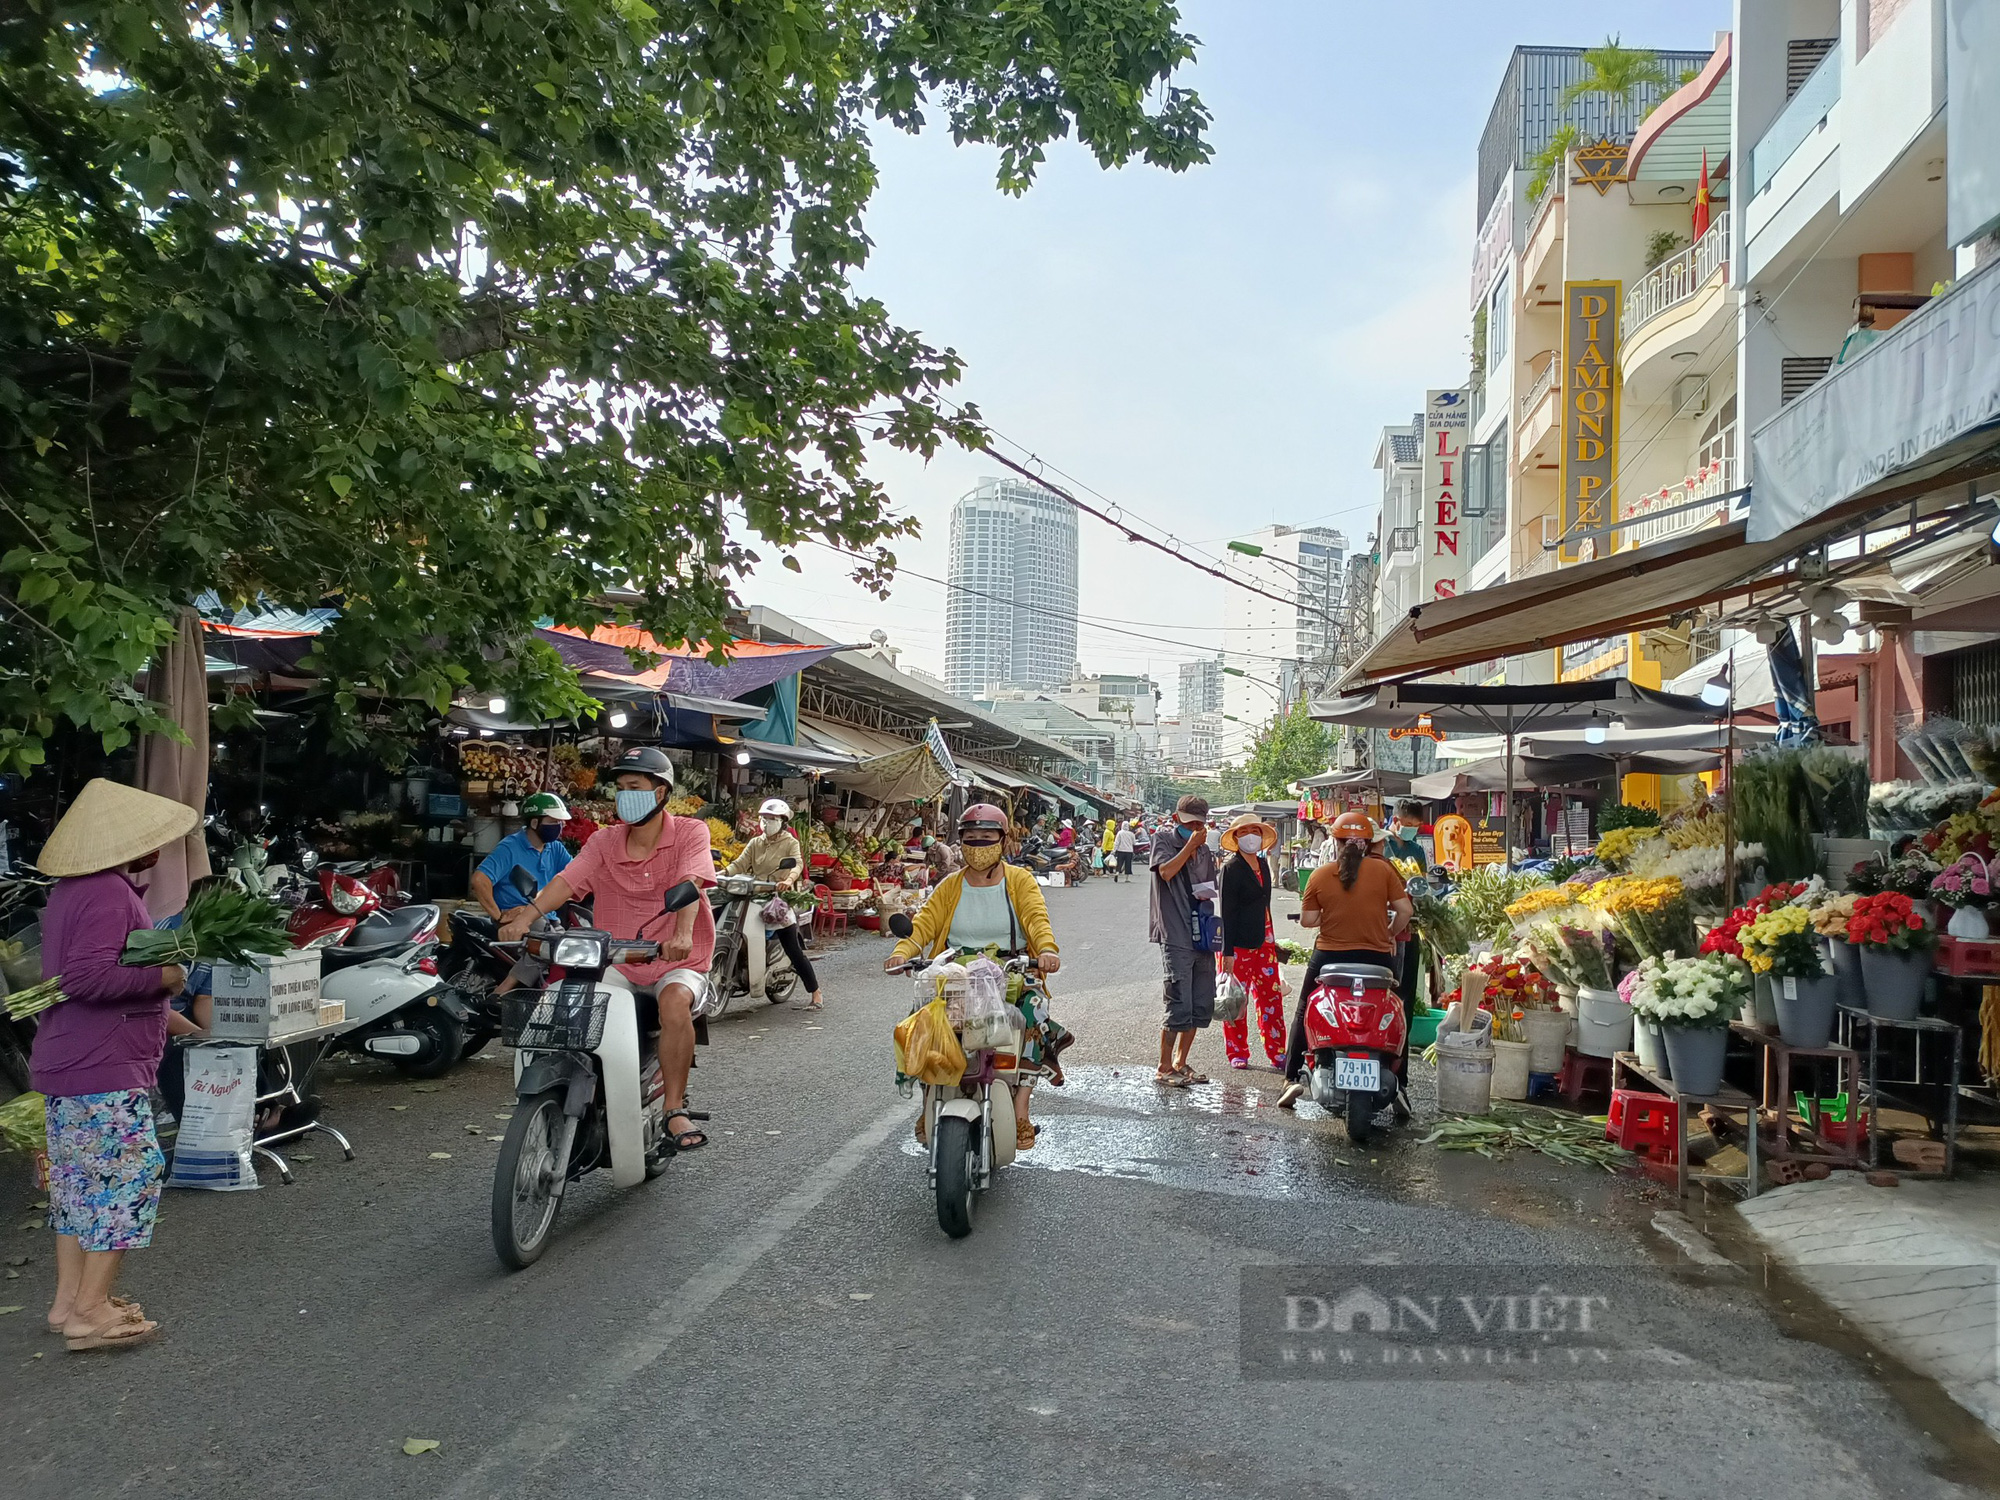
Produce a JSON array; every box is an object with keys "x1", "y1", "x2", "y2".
[
  {"x1": 535, "y1": 821, "x2": 564, "y2": 843},
  {"x1": 761, "y1": 815, "x2": 784, "y2": 834},
  {"x1": 615, "y1": 787, "x2": 661, "y2": 825},
  {"x1": 1236, "y1": 834, "x2": 1262, "y2": 855},
  {"x1": 962, "y1": 841, "x2": 1003, "y2": 872}
]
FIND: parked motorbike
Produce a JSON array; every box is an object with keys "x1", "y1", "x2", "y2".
[
  {"x1": 705, "y1": 858, "x2": 799, "y2": 1014},
  {"x1": 1297, "y1": 958, "x2": 1411, "y2": 1145},
  {"x1": 489, "y1": 876, "x2": 710, "y2": 1269},
  {"x1": 311, "y1": 903, "x2": 476, "y2": 1078},
  {"x1": 885, "y1": 913, "x2": 1052, "y2": 1240},
  {"x1": 438, "y1": 895, "x2": 594, "y2": 1058},
  {"x1": 286, "y1": 863, "x2": 407, "y2": 950}
]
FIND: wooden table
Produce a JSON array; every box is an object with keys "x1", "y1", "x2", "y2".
[
  {"x1": 1612, "y1": 1050, "x2": 1760, "y2": 1199},
  {"x1": 1729, "y1": 1022, "x2": 1864, "y2": 1172}
]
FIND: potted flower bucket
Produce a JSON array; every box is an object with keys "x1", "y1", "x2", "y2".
[
  {"x1": 1574, "y1": 986, "x2": 1633, "y2": 1058},
  {"x1": 1491, "y1": 1038, "x2": 1531, "y2": 1101},
  {"x1": 1661, "y1": 1025, "x2": 1728, "y2": 1096},
  {"x1": 1522, "y1": 1010, "x2": 1570, "y2": 1074},
  {"x1": 1434, "y1": 1009, "x2": 1494, "y2": 1116},
  {"x1": 1633, "y1": 1020, "x2": 1671, "y2": 1077},
  {"x1": 1825, "y1": 939, "x2": 1864, "y2": 1011},
  {"x1": 1860, "y1": 947, "x2": 1929, "y2": 1020},
  {"x1": 1774, "y1": 972, "x2": 1839, "y2": 1049}
]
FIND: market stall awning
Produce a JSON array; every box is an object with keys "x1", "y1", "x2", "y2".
[
  {"x1": 732, "y1": 738, "x2": 856, "y2": 774},
  {"x1": 1412, "y1": 748, "x2": 1721, "y2": 800},
  {"x1": 1313, "y1": 679, "x2": 1726, "y2": 738},
  {"x1": 1297, "y1": 768, "x2": 1415, "y2": 796},
  {"x1": 1056, "y1": 779, "x2": 1125, "y2": 817},
  {"x1": 1434, "y1": 721, "x2": 1774, "y2": 761},
  {"x1": 202, "y1": 617, "x2": 322, "y2": 676},
  {"x1": 799, "y1": 714, "x2": 956, "y2": 802},
  {"x1": 538, "y1": 624, "x2": 846, "y2": 699}
]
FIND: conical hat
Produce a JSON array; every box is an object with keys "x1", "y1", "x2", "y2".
[{"x1": 38, "y1": 779, "x2": 200, "y2": 877}]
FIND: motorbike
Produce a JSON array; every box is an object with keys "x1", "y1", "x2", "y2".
[
  {"x1": 489, "y1": 875, "x2": 710, "y2": 1269},
  {"x1": 1015, "y1": 837, "x2": 1083, "y2": 887},
  {"x1": 286, "y1": 863, "x2": 409, "y2": 949},
  {"x1": 885, "y1": 913, "x2": 1053, "y2": 1240},
  {"x1": 311, "y1": 902, "x2": 479, "y2": 1078},
  {"x1": 704, "y1": 858, "x2": 800, "y2": 1015},
  {"x1": 437, "y1": 895, "x2": 594, "y2": 1060},
  {"x1": 1298, "y1": 959, "x2": 1411, "y2": 1145}
]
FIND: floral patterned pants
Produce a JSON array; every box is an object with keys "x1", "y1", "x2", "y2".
[
  {"x1": 1222, "y1": 938, "x2": 1287, "y2": 1068},
  {"x1": 46, "y1": 1089, "x2": 164, "y2": 1252}
]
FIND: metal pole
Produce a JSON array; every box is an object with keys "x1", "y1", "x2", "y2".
[{"x1": 1723, "y1": 645, "x2": 1738, "y2": 910}]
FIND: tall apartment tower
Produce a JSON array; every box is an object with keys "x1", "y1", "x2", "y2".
[
  {"x1": 943, "y1": 477, "x2": 1080, "y2": 700},
  {"x1": 1178, "y1": 656, "x2": 1223, "y2": 718}
]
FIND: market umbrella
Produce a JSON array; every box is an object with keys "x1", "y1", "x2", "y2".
[
  {"x1": 1411, "y1": 749, "x2": 1722, "y2": 800},
  {"x1": 134, "y1": 606, "x2": 214, "y2": 919},
  {"x1": 1314, "y1": 679, "x2": 1726, "y2": 868}
]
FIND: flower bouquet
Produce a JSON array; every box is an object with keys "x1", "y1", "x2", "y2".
[
  {"x1": 1587, "y1": 876, "x2": 1698, "y2": 963},
  {"x1": 1846, "y1": 892, "x2": 1938, "y2": 954},
  {"x1": 1930, "y1": 854, "x2": 1994, "y2": 911},
  {"x1": 1626, "y1": 954, "x2": 1745, "y2": 1091},
  {"x1": 1593, "y1": 825, "x2": 1665, "y2": 873},
  {"x1": 1846, "y1": 891, "x2": 1938, "y2": 1020},
  {"x1": 1740, "y1": 905, "x2": 1829, "y2": 980},
  {"x1": 1519, "y1": 905, "x2": 1615, "y2": 993},
  {"x1": 1810, "y1": 893, "x2": 1859, "y2": 939}
]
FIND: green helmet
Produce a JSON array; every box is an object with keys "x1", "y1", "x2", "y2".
[{"x1": 522, "y1": 791, "x2": 570, "y2": 821}]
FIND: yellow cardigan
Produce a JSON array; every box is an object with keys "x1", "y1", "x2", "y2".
[{"x1": 889, "y1": 864, "x2": 1059, "y2": 963}]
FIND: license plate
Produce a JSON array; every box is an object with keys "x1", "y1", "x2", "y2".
[{"x1": 1333, "y1": 1055, "x2": 1379, "y2": 1093}]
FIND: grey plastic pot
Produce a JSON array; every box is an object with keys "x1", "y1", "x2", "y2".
[
  {"x1": 1773, "y1": 972, "x2": 1839, "y2": 1049},
  {"x1": 1633, "y1": 1019, "x2": 1672, "y2": 1078},
  {"x1": 1662, "y1": 1025, "x2": 1728, "y2": 1097},
  {"x1": 1859, "y1": 946, "x2": 1930, "y2": 1021},
  {"x1": 1825, "y1": 938, "x2": 1864, "y2": 1012},
  {"x1": 1750, "y1": 972, "x2": 1778, "y2": 1027}
]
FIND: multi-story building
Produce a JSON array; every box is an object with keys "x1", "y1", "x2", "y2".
[
  {"x1": 1371, "y1": 416, "x2": 1424, "y2": 642},
  {"x1": 1219, "y1": 525, "x2": 1346, "y2": 759},
  {"x1": 1178, "y1": 656, "x2": 1224, "y2": 718},
  {"x1": 981, "y1": 671, "x2": 1162, "y2": 797},
  {"x1": 943, "y1": 477, "x2": 1080, "y2": 699}
]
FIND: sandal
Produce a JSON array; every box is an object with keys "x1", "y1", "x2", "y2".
[
  {"x1": 1154, "y1": 1069, "x2": 1188, "y2": 1089},
  {"x1": 48, "y1": 1294, "x2": 143, "y2": 1336},
  {"x1": 64, "y1": 1309, "x2": 159, "y2": 1353},
  {"x1": 1176, "y1": 1067, "x2": 1210, "y2": 1086},
  {"x1": 666, "y1": 1111, "x2": 708, "y2": 1151},
  {"x1": 1276, "y1": 1081, "x2": 1305, "y2": 1111},
  {"x1": 1016, "y1": 1121, "x2": 1038, "y2": 1151}
]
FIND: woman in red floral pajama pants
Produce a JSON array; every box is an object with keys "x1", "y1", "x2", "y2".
[{"x1": 1218, "y1": 815, "x2": 1288, "y2": 1069}]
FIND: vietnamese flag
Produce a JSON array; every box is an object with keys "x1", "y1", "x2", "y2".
[{"x1": 1692, "y1": 149, "x2": 1712, "y2": 239}]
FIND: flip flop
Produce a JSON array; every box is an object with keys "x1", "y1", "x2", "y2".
[
  {"x1": 1275, "y1": 1082, "x2": 1305, "y2": 1111},
  {"x1": 64, "y1": 1314, "x2": 159, "y2": 1353}
]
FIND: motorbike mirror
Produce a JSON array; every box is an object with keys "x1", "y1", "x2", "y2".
[
  {"x1": 887, "y1": 912, "x2": 914, "y2": 939},
  {"x1": 1285, "y1": 912, "x2": 1300, "y2": 923},
  {"x1": 511, "y1": 867, "x2": 539, "y2": 899},
  {"x1": 661, "y1": 880, "x2": 703, "y2": 913},
  {"x1": 777, "y1": 857, "x2": 797, "y2": 871}
]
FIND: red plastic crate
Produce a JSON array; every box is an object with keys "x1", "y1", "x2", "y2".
[
  {"x1": 1936, "y1": 936, "x2": 2000, "y2": 978},
  {"x1": 1607, "y1": 1088, "x2": 1680, "y2": 1157}
]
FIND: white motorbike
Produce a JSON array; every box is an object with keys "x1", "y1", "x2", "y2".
[
  {"x1": 705, "y1": 860, "x2": 800, "y2": 1014},
  {"x1": 312, "y1": 904, "x2": 474, "y2": 1077},
  {"x1": 489, "y1": 877, "x2": 709, "y2": 1269}
]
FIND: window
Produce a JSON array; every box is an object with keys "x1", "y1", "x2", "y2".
[{"x1": 1487, "y1": 271, "x2": 1511, "y2": 372}]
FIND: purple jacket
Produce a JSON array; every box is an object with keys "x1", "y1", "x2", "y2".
[{"x1": 31, "y1": 870, "x2": 171, "y2": 1099}]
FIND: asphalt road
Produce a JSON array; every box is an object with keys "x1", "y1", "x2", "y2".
[{"x1": 1, "y1": 874, "x2": 1993, "y2": 1499}]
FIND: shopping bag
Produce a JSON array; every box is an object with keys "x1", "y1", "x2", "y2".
[
  {"x1": 166, "y1": 1045, "x2": 260, "y2": 1192},
  {"x1": 893, "y1": 997, "x2": 968, "y2": 1086},
  {"x1": 1213, "y1": 972, "x2": 1248, "y2": 1024},
  {"x1": 959, "y1": 957, "x2": 1015, "y2": 1053},
  {"x1": 761, "y1": 895, "x2": 795, "y2": 929}
]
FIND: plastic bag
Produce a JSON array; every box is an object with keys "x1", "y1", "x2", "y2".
[
  {"x1": 761, "y1": 895, "x2": 794, "y2": 929},
  {"x1": 894, "y1": 997, "x2": 968, "y2": 1086},
  {"x1": 959, "y1": 957, "x2": 1014, "y2": 1053},
  {"x1": 920, "y1": 960, "x2": 969, "y2": 1029},
  {"x1": 166, "y1": 1045, "x2": 260, "y2": 1192},
  {"x1": 1213, "y1": 972, "x2": 1248, "y2": 1024}
]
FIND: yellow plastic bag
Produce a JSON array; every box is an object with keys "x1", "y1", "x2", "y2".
[{"x1": 894, "y1": 997, "x2": 968, "y2": 1086}]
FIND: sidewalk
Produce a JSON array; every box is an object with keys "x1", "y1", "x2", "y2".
[{"x1": 1736, "y1": 1174, "x2": 2000, "y2": 1437}]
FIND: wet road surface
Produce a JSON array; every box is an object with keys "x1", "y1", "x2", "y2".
[{"x1": 1, "y1": 874, "x2": 1994, "y2": 1498}]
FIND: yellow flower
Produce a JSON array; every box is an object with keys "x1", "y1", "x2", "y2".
[
  {"x1": 1595, "y1": 826, "x2": 1667, "y2": 868},
  {"x1": 1505, "y1": 884, "x2": 1583, "y2": 921}
]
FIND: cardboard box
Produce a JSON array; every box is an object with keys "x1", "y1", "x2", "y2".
[{"x1": 209, "y1": 950, "x2": 325, "y2": 1043}]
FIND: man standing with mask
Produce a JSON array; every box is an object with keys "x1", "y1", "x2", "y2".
[
  {"x1": 501, "y1": 748, "x2": 715, "y2": 1151},
  {"x1": 727, "y1": 798, "x2": 823, "y2": 1011},
  {"x1": 470, "y1": 791, "x2": 573, "y2": 921},
  {"x1": 1150, "y1": 794, "x2": 1217, "y2": 1087}
]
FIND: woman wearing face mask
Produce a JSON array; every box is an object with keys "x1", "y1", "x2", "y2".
[
  {"x1": 885, "y1": 803, "x2": 1070, "y2": 1150},
  {"x1": 1217, "y1": 814, "x2": 1286, "y2": 1071},
  {"x1": 31, "y1": 779, "x2": 199, "y2": 1352},
  {"x1": 727, "y1": 798, "x2": 823, "y2": 1011}
]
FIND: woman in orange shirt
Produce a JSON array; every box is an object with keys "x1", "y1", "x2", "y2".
[{"x1": 1277, "y1": 812, "x2": 1413, "y2": 1109}]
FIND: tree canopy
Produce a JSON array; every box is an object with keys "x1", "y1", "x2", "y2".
[
  {"x1": 1243, "y1": 698, "x2": 1333, "y2": 801},
  {"x1": 0, "y1": 1, "x2": 1209, "y2": 774}
]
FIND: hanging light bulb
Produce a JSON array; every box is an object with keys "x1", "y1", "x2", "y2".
[
  {"x1": 608, "y1": 709, "x2": 629, "y2": 729},
  {"x1": 1808, "y1": 585, "x2": 1850, "y2": 620},
  {"x1": 487, "y1": 695, "x2": 508, "y2": 715},
  {"x1": 735, "y1": 750, "x2": 751, "y2": 765},
  {"x1": 1753, "y1": 616, "x2": 1783, "y2": 646},
  {"x1": 1699, "y1": 669, "x2": 1731, "y2": 708},
  {"x1": 1583, "y1": 718, "x2": 1608, "y2": 745},
  {"x1": 1812, "y1": 615, "x2": 1848, "y2": 646}
]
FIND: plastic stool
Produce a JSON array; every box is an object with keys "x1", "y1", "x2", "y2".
[
  {"x1": 1527, "y1": 1071, "x2": 1561, "y2": 1100},
  {"x1": 1607, "y1": 1088, "x2": 1679, "y2": 1157},
  {"x1": 1560, "y1": 1050, "x2": 1613, "y2": 1104}
]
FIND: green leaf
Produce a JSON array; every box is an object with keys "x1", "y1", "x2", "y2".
[
  {"x1": 327, "y1": 474, "x2": 354, "y2": 497},
  {"x1": 533, "y1": 81, "x2": 557, "y2": 99}
]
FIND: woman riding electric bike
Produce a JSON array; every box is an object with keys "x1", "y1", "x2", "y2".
[{"x1": 884, "y1": 804, "x2": 1074, "y2": 1150}]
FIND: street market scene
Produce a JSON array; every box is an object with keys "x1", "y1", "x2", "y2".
[{"x1": 6, "y1": 3, "x2": 2000, "y2": 1497}]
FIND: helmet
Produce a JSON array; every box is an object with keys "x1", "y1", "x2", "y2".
[
  {"x1": 959, "y1": 802, "x2": 1008, "y2": 837},
  {"x1": 757, "y1": 797, "x2": 792, "y2": 819},
  {"x1": 521, "y1": 791, "x2": 570, "y2": 821},
  {"x1": 1331, "y1": 811, "x2": 1379, "y2": 843},
  {"x1": 609, "y1": 745, "x2": 675, "y2": 787}
]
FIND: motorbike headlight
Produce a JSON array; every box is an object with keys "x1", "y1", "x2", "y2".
[
  {"x1": 328, "y1": 879, "x2": 367, "y2": 915},
  {"x1": 552, "y1": 935, "x2": 607, "y2": 968}
]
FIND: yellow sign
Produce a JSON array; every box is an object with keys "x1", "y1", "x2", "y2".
[
  {"x1": 1560, "y1": 280, "x2": 1621, "y2": 565},
  {"x1": 1571, "y1": 139, "x2": 1630, "y2": 195}
]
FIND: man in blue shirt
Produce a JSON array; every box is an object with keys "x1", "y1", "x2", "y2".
[{"x1": 471, "y1": 792, "x2": 573, "y2": 918}]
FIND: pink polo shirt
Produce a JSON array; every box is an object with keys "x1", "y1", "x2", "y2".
[{"x1": 560, "y1": 816, "x2": 716, "y2": 986}]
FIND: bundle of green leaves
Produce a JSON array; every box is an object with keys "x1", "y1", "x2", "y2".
[{"x1": 119, "y1": 884, "x2": 290, "y2": 969}]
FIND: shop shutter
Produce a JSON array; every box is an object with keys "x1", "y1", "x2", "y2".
[
  {"x1": 1781, "y1": 356, "x2": 1833, "y2": 404},
  {"x1": 1951, "y1": 642, "x2": 2000, "y2": 726}
]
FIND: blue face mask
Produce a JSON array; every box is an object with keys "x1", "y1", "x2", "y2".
[{"x1": 615, "y1": 787, "x2": 661, "y2": 825}]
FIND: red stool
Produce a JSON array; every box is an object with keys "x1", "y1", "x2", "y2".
[
  {"x1": 813, "y1": 884, "x2": 850, "y2": 941},
  {"x1": 1607, "y1": 1088, "x2": 1679, "y2": 1158},
  {"x1": 1560, "y1": 1050, "x2": 1613, "y2": 1104}
]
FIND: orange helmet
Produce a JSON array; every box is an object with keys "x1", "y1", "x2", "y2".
[{"x1": 1331, "y1": 811, "x2": 1380, "y2": 844}]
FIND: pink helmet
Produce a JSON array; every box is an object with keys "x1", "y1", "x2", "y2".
[{"x1": 959, "y1": 803, "x2": 1008, "y2": 837}]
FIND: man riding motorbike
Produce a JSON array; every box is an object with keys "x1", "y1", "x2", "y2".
[
  {"x1": 885, "y1": 803, "x2": 1072, "y2": 1150},
  {"x1": 500, "y1": 747, "x2": 714, "y2": 1152}
]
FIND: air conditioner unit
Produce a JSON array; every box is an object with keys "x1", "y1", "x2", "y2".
[{"x1": 1673, "y1": 374, "x2": 1709, "y2": 416}]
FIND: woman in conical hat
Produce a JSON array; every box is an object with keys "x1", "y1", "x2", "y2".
[{"x1": 32, "y1": 779, "x2": 197, "y2": 1352}]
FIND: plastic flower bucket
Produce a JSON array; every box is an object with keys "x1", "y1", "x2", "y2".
[
  {"x1": 1662, "y1": 1025, "x2": 1728, "y2": 1096},
  {"x1": 1490, "y1": 1038, "x2": 1531, "y2": 1101},
  {"x1": 1574, "y1": 987, "x2": 1633, "y2": 1058},
  {"x1": 1774, "y1": 972, "x2": 1839, "y2": 1049},
  {"x1": 1522, "y1": 1009, "x2": 1570, "y2": 1073},
  {"x1": 1860, "y1": 946, "x2": 1928, "y2": 1020},
  {"x1": 1825, "y1": 939, "x2": 1864, "y2": 1010},
  {"x1": 1633, "y1": 1020, "x2": 1671, "y2": 1077}
]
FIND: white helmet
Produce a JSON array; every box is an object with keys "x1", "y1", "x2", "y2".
[{"x1": 757, "y1": 798, "x2": 792, "y2": 819}]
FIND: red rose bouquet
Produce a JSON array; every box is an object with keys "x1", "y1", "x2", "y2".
[{"x1": 1845, "y1": 892, "x2": 1938, "y2": 954}]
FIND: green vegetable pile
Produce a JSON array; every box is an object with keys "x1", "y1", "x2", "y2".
[
  {"x1": 1447, "y1": 865, "x2": 1552, "y2": 945},
  {"x1": 119, "y1": 883, "x2": 291, "y2": 969},
  {"x1": 0, "y1": 1091, "x2": 47, "y2": 1154},
  {"x1": 1597, "y1": 804, "x2": 1662, "y2": 833},
  {"x1": 1419, "y1": 1105, "x2": 1632, "y2": 1172}
]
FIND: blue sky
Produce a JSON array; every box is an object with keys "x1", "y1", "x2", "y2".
[{"x1": 750, "y1": 1, "x2": 1732, "y2": 710}]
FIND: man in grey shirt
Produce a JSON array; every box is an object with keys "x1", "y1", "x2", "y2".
[{"x1": 1150, "y1": 793, "x2": 1217, "y2": 1086}]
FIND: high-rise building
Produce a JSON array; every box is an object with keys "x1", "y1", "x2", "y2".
[
  {"x1": 1219, "y1": 525, "x2": 1346, "y2": 759},
  {"x1": 1178, "y1": 656, "x2": 1223, "y2": 718},
  {"x1": 943, "y1": 477, "x2": 1080, "y2": 699}
]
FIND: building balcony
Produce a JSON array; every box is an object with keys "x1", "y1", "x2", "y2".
[
  {"x1": 1618, "y1": 447, "x2": 1738, "y2": 550},
  {"x1": 1750, "y1": 46, "x2": 1840, "y2": 199},
  {"x1": 1516, "y1": 352, "x2": 1559, "y2": 460},
  {"x1": 1521, "y1": 178, "x2": 1565, "y2": 295},
  {"x1": 1622, "y1": 212, "x2": 1730, "y2": 342}
]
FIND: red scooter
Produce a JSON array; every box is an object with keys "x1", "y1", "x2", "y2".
[
  {"x1": 1301, "y1": 961, "x2": 1411, "y2": 1145},
  {"x1": 287, "y1": 864, "x2": 407, "y2": 950}
]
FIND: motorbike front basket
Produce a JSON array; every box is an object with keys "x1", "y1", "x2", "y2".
[{"x1": 500, "y1": 984, "x2": 610, "y2": 1050}]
